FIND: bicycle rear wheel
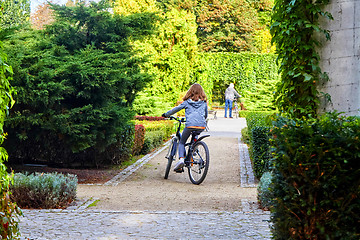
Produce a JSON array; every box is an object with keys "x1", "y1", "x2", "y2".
[
  {"x1": 188, "y1": 141, "x2": 209, "y2": 185},
  {"x1": 164, "y1": 138, "x2": 177, "y2": 179}
]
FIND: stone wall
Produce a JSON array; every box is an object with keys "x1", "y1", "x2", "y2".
[{"x1": 318, "y1": 0, "x2": 360, "y2": 116}]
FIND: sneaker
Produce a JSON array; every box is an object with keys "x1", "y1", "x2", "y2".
[{"x1": 174, "y1": 158, "x2": 184, "y2": 171}]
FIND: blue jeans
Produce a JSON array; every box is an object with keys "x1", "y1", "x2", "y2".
[
  {"x1": 178, "y1": 128, "x2": 204, "y2": 158},
  {"x1": 225, "y1": 99, "x2": 233, "y2": 118}
]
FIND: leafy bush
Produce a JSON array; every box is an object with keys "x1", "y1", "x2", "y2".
[
  {"x1": 133, "y1": 93, "x2": 173, "y2": 116},
  {"x1": 133, "y1": 125, "x2": 145, "y2": 156},
  {"x1": 270, "y1": 113, "x2": 360, "y2": 239},
  {"x1": 11, "y1": 172, "x2": 78, "y2": 209},
  {"x1": 257, "y1": 171, "x2": 275, "y2": 210},
  {"x1": 245, "y1": 111, "x2": 273, "y2": 179}
]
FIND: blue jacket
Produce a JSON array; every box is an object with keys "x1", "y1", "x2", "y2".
[{"x1": 164, "y1": 99, "x2": 208, "y2": 128}]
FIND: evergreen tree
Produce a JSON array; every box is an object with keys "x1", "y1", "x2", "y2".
[{"x1": 3, "y1": 1, "x2": 157, "y2": 165}]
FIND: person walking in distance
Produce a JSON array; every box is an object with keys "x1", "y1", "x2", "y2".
[
  {"x1": 224, "y1": 83, "x2": 241, "y2": 118},
  {"x1": 162, "y1": 83, "x2": 208, "y2": 172}
]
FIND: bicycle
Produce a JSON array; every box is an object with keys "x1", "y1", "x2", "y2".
[
  {"x1": 164, "y1": 116, "x2": 210, "y2": 185},
  {"x1": 233, "y1": 97, "x2": 240, "y2": 118}
]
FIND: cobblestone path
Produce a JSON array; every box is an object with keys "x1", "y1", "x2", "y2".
[{"x1": 20, "y1": 208, "x2": 271, "y2": 240}]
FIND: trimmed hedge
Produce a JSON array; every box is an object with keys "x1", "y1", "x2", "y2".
[
  {"x1": 141, "y1": 130, "x2": 166, "y2": 155},
  {"x1": 11, "y1": 172, "x2": 77, "y2": 209},
  {"x1": 205, "y1": 52, "x2": 279, "y2": 111},
  {"x1": 245, "y1": 111, "x2": 273, "y2": 179},
  {"x1": 134, "y1": 119, "x2": 174, "y2": 155},
  {"x1": 270, "y1": 113, "x2": 360, "y2": 239}
]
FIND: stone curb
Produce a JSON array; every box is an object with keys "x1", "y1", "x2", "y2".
[{"x1": 103, "y1": 140, "x2": 171, "y2": 186}]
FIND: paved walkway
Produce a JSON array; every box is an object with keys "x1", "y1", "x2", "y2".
[{"x1": 18, "y1": 111, "x2": 272, "y2": 240}]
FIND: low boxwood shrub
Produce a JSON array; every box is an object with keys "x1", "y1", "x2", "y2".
[
  {"x1": 141, "y1": 130, "x2": 165, "y2": 155},
  {"x1": 245, "y1": 111, "x2": 273, "y2": 179},
  {"x1": 11, "y1": 172, "x2": 78, "y2": 209},
  {"x1": 270, "y1": 113, "x2": 360, "y2": 239},
  {"x1": 241, "y1": 127, "x2": 250, "y2": 144},
  {"x1": 136, "y1": 119, "x2": 173, "y2": 138},
  {"x1": 257, "y1": 171, "x2": 275, "y2": 210}
]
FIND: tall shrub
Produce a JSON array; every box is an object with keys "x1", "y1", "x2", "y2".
[
  {"x1": 3, "y1": 1, "x2": 157, "y2": 165},
  {"x1": 270, "y1": 113, "x2": 360, "y2": 239}
]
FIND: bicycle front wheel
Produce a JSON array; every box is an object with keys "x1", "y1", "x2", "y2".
[
  {"x1": 164, "y1": 138, "x2": 177, "y2": 179},
  {"x1": 188, "y1": 141, "x2": 209, "y2": 185}
]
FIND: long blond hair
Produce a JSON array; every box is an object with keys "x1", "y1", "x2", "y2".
[{"x1": 183, "y1": 83, "x2": 207, "y2": 102}]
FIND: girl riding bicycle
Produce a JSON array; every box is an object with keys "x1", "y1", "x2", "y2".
[{"x1": 162, "y1": 83, "x2": 208, "y2": 172}]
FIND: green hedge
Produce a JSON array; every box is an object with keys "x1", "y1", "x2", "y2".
[
  {"x1": 245, "y1": 111, "x2": 273, "y2": 179},
  {"x1": 134, "y1": 119, "x2": 174, "y2": 155},
  {"x1": 205, "y1": 52, "x2": 280, "y2": 111},
  {"x1": 11, "y1": 172, "x2": 77, "y2": 209},
  {"x1": 141, "y1": 130, "x2": 166, "y2": 155},
  {"x1": 270, "y1": 113, "x2": 360, "y2": 239}
]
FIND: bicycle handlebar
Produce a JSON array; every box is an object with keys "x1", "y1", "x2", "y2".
[{"x1": 168, "y1": 116, "x2": 186, "y2": 122}]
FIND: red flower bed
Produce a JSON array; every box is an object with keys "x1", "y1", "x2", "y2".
[{"x1": 135, "y1": 116, "x2": 165, "y2": 121}]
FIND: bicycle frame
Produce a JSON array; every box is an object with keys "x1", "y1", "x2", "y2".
[{"x1": 165, "y1": 116, "x2": 210, "y2": 184}]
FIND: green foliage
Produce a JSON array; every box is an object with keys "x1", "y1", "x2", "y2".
[
  {"x1": 0, "y1": 37, "x2": 21, "y2": 239},
  {"x1": 11, "y1": 172, "x2": 77, "y2": 209},
  {"x1": 246, "y1": 111, "x2": 273, "y2": 179},
  {"x1": 134, "y1": 119, "x2": 173, "y2": 154},
  {"x1": 205, "y1": 52, "x2": 279, "y2": 111},
  {"x1": 270, "y1": 113, "x2": 360, "y2": 239},
  {"x1": 162, "y1": 0, "x2": 272, "y2": 53},
  {"x1": 133, "y1": 92, "x2": 173, "y2": 116},
  {"x1": 3, "y1": 1, "x2": 157, "y2": 165},
  {"x1": 257, "y1": 171, "x2": 275, "y2": 209},
  {"x1": 240, "y1": 127, "x2": 249, "y2": 144},
  {"x1": 270, "y1": 0, "x2": 333, "y2": 118},
  {"x1": 0, "y1": 0, "x2": 30, "y2": 30},
  {"x1": 115, "y1": 0, "x2": 211, "y2": 110},
  {"x1": 141, "y1": 130, "x2": 165, "y2": 154}
]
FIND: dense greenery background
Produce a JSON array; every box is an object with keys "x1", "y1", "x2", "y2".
[{"x1": 1, "y1": 0, "x2": 278, "y2": 166}]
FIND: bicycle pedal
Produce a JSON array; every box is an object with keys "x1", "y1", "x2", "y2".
[{"x1": 174, "y1": 168, "x2": 184, "y2": 173}]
